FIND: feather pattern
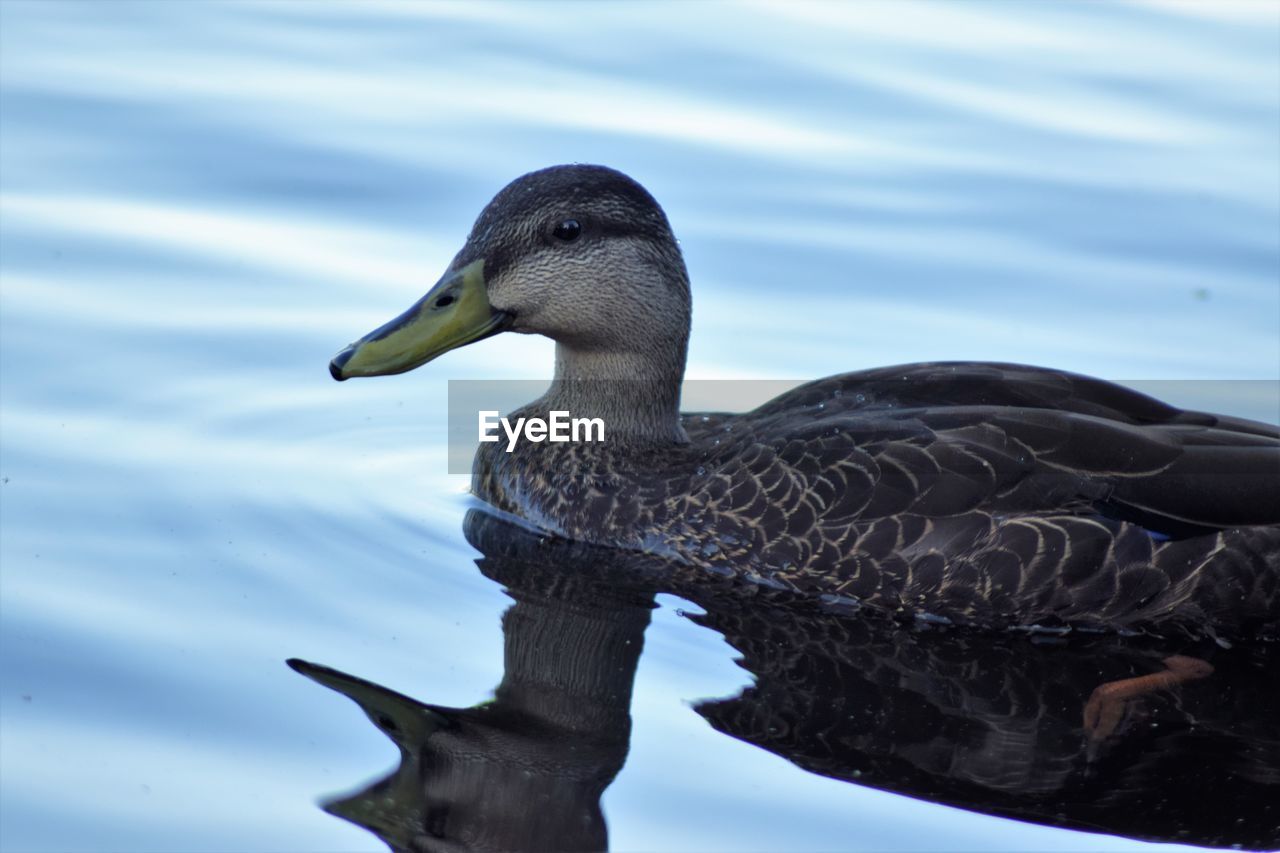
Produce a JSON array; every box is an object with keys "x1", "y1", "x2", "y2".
[{"x1": 475, "y1": 363, "x2": 1279, "y2": 638}]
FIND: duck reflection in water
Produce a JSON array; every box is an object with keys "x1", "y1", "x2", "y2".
[{"x1": 291, "y1": 510, "x2": 1280, "y2": 852}]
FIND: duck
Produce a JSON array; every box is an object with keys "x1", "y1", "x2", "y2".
[{"x1": 330, "y1": 164, "x2": 1280, "y2": 639}]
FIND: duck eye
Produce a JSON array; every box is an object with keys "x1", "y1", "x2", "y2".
[{"x1": 552, "y1": 219, "x2": 581, "y2": 242}]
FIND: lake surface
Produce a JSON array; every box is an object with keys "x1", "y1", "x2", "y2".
[{"x1": 1, "y1": 2, "x2": 1277, "y2": 851}]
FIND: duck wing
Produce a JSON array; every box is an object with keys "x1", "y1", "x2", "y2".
[
  {"x1": 733, "y1": 361, "x2": 1279, "y2": 535},
  {"x1": 668, "y1": 363, "x2": 1279, "y2": 635}
]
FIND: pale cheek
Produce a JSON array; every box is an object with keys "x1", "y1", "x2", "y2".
[
  {"x1": 487, "y1": 270, "x2": 543, "y2": 317},
  {"x1": 487, "y1": 270, "x2": 559, "y2": 334}
]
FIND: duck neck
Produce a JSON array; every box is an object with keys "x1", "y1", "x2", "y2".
[{"x1": 540, "y1": 340, "x2": 688, "y2": 445}]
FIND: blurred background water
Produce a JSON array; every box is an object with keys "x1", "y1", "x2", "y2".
[{"x1": 1, "y1": 1, "x2": 1277, "y2": 851}]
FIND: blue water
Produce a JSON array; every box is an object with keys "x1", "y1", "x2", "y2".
[{"x1": 1, "y1": 1, "x2": 1277, "y2": 851}]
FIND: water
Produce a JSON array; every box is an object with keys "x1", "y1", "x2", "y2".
[{"x1": 1, "y1": 1, "x2": 1277, "y2": 851}]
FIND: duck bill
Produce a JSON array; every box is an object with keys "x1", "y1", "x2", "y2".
[{"x1": 329, "y1": 259, "x2": 510, "y2": 381}]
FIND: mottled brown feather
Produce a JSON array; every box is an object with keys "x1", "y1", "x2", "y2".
[{"x1": 473, "y1": 364, "x2": 1279, "y2": 639}]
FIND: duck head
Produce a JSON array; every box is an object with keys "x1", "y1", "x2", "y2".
[{"x1": 329, "y1": 165, "x2": 692, "y2": 382}]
